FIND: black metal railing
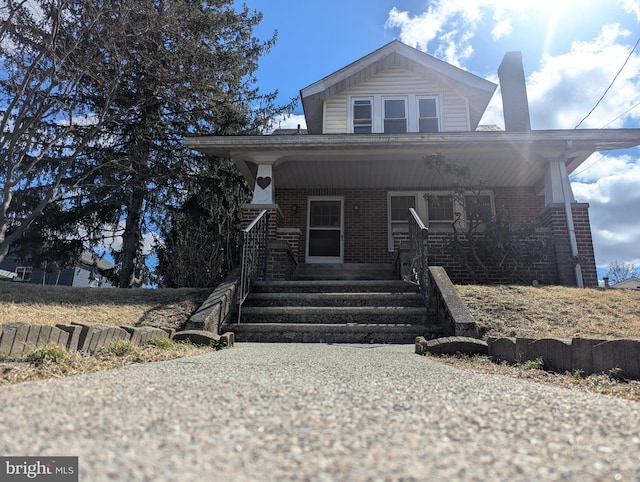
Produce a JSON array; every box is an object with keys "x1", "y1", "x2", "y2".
[
  {"x1": 237, "y1": 209, "x2": 269, "y2": 323},
  {"x1": 408, "y1": 207, "x2": 430, "y2": 306}
]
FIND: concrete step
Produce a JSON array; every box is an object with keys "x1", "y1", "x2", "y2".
[
  {"x1": 243, "y1": 292, "x2": 424, "y2": 308},
  {"x1": 293, "y1": 263, "x2": 396, "y2": 281},
  {"x1": 253, "y1": 280, "x2": 419, "y2": 294},
  {"x1": 235, "y1": 271, "x2": 437, "y2": 344},
  {"x1": 222, "y1": 322, "x2": 443, "y2": 343},
  {"x1": 239, "y1": 306, "x2": 429, "y2": 324}
]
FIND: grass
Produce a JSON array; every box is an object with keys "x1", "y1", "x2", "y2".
[
  {"x1": 436, "y1": 284, "x2": 640, "y2": 402},
  {"x1": 0, "y1": 283, "x2": 211, "y2": 331},
  {"x1": 456, "y1": 285, "x2": 640, "y2": 340},
  {"x1": 0, "y1": 283, "x2": 214, "y2": 385},
  {"x1": 0, "y1": 339, "x2": 214, "y2": 386}
]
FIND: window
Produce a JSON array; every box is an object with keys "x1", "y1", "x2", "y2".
[
  {"x1": 426, "y1": 194, "x2": 456, "y2": 223},
  {"x1": 464, "y1": 194, "x2": 493, "y2": 223},
  {"x1": 390, "y1": 195, "x2": 416, "y2": 231},
  {"x1": 388, "y1": 194, "x2": 417, "y2": 251},
  {"x1": 352, "y1": 98, "x2": 372, "y2": 133},
  {"x1": 349, "y1": 95, "x2": 442, "y2": 134},
  {"x1": 387, "y1": 191, "x2": 495, "y2": 251},
  {"x1": 15, "y1": 267, "x2": 32, "y2": 282},
  {"x1": 418, "y1": 97, "x2": 439, "y2": 132},
  {"x1": 384, "y1": 98, "x2": 407, "y2": 133}
]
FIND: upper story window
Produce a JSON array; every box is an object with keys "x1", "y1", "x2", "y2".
[
  {"x1": 418, "y1": 97, "x2": 439, "y2": 133},
  {"x1": 350, "y1": 94, "x2": 441, "y2": 134},
  {"x1": 383, "y1": 98, "x2": 407, "y2": 134},
  {"x1": 353, "y1": 98, "x2": 372, "y2": 134}
]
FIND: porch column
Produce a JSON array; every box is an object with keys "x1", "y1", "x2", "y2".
[
  {"x1": 251, "y1": 164, "x2": 274, "y2": 204},
  {"x1": 542, "y1": 158, "x2": 584, "y2": 287}
]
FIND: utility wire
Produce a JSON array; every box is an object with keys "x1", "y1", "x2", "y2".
[
  {"x1": 601, "y1": 99, "x2": 640, "y2": 127},
  {"x1": 574, "y1": 35, "x2": 640, "y2": 129}
]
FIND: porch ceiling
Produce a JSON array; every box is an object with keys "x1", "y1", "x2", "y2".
[{"x1": 184, "y1": 129, "x2": 640, "y2": 190}]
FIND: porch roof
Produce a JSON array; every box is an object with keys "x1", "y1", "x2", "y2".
[{"x1": 184, "y1": 129, "x2": 640, "y2": 190}]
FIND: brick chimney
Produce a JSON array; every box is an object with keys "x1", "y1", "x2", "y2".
[{"x1": 498, "y1": 51, "x2": 531, "y2": 132}]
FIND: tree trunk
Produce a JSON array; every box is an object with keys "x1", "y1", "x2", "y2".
[{"x1": 119, "y1": 190, "x2": 145, "y2": 288}]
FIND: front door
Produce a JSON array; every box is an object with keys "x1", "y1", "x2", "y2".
[{"x1": 306, "y1": 198, "x2": 343, "y2": 263}]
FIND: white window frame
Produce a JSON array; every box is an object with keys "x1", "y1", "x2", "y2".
[
  {"x1": 350, "y1": 96, "x2": 374, "y2": 134},
  {"x1": 387, "y1": 190, "x2": 495, "y2": 251},
  {"x1": 416, "y1": 96, "x2": 440, "y2": 133},
  {"x1": 15, "y1": 266, "x2": 32, "y2": 282},
  {"x1": 382, "y1": 96, "x2": 408, "y2": 134},
  {"x1": 348, "y1": 94, "x2": 442, "y2": 134},
  {"x1": 387, "y1": 192, "x2": 419, "y2": 251}
]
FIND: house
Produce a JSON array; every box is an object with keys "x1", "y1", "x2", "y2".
[
  {"x1": 185, "y1": 41, "x2": 640, "y2": 289},
  {"x1": 611, "y1": 276, "x2": 640, "y2": 290},
  {"x1": 0, "y1": 252, "x2": 114, "y2": 287}
]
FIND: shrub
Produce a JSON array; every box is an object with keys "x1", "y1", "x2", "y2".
[
  {"x1": 26, "y1": 344, "x2": 71, "y2": 366},
  {"x1": 522, "y1": 357, "x2": 545, "y2": 370},
  {"x1": 147, "y1": 337, "x2": 173, "y2": 349},
  {"x1": 108, "y1": 340, "x2": 141, "y2": 357}
]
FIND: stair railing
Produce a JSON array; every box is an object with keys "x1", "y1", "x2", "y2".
[
  {"x1": 237, "y1": 209, "x2": 269, "y2": 323},
  {"x1": 408, "y1": 207, "x2": 430, "y2": 307}
]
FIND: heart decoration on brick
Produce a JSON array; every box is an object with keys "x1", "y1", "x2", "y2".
[{"x1": 257, "y1": 176, "x2": 271, "y2": 190}]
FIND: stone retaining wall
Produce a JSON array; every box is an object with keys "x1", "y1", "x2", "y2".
[
  {"x1": 488, "y1": 337, "x2": 640, "y2": 380},
  {"x1": 428, "y1": 266, "x2": 479, "y2": 338},
  {"x1": 184, "y1": 269, "x2": 239, "y2": 334},
  {"x1": 0, "y1": 322, "x2": 171, "y2": 358}
]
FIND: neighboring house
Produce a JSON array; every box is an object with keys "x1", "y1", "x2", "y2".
[
  {"x1": 0, "y1": 252, "x2": 114, "y2": 287},
  {"x1": 611, "y1": 277, "x2": 640, "y2": 290},
  {"x1": 185, "y1": 41, "x2": 640, "y2": 287}
]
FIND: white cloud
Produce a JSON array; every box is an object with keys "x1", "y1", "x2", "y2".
[
  {"x1": 385, "y1": 0, "x2": 579, "y2": 66},
  {"x1": 618, "y1": 0, "x2": 640, "y2": 21},
  {"x1": 270, "y1": 113, "x2": 307, "y2": 132},
  {"x1": 571, "y1": 152, "x2": 640, "y2": 268},
  {"x1": 527, "y1": 24, "x2": 640, "y2": 129}
]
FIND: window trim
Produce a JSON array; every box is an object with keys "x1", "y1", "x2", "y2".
[
  {"x1": 350, "y1": 96, "x2": 374, "y2": 134},
  {"x1": 15, "y1": 266, "x2": 32, "y2": 282},
  {"x1": 383, "y1": 96, "x2": 408, "y2": 134},
  {"x1": 348, "y1": 94, "x2": 442, "y2": 134},
  {"x1": 387, "y1": 190, "x2": 495, "y2": 251},
  {"x1": 416, "y1": 96, "x2": 440, "y2": 133}
]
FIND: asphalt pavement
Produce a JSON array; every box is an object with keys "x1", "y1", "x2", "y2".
[{"x1": 0, "y1": 343, "x2": 638, "y2": 481}]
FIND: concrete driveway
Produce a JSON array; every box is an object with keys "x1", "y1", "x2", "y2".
[{"x1": 0, "y1": 343, "x2": 638, "y2": 481}]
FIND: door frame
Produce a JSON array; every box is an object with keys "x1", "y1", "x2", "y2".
[{"x1": 305, "y1": 196, "x2": 344, "y2": 263}]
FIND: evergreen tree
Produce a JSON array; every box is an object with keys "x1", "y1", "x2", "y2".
[
  {"x1": 1, "y1": 1, "x2": 293, "y2": 286},
  {"x1": 77, "y1": 0, "x2": 293, "y2": 287}
]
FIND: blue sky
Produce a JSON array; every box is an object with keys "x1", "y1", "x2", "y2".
[{"x1": 245, "y1": 0, "x2": 640, "y2": 277}]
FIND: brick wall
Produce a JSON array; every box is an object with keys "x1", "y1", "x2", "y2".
[
  {"x1": 538, "y1": 203, "x2": 598, "y2": 288},
  {"x1": 276, "y1": 189, "x2": 393, "y2": 264},
  {"x1": 269, "y1": 188, "x2": 597, "y2": 287}
]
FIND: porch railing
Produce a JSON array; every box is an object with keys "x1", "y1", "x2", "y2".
[
  {"x1": 408, "y1": 207, "x2": 430, "y2": 307},
  {"x1": 237, "y1": 209, "x2": 269, "y2": 323}
]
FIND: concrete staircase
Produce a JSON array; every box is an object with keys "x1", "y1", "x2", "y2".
[{"x1": 223, "y1": 264, "x2": 445, "y2": 343}]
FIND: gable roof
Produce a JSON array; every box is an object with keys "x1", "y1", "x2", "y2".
[
  {"x1": 611, "y1": 276, "x2": 640, "y2": 289},
  {"x1": 300, "y1": 40, "x2": 497, "y2": 134}
]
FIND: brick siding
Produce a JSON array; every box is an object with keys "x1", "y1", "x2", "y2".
[{"x1": 246, "y1": 187, "x2": 597, "y2": 287}]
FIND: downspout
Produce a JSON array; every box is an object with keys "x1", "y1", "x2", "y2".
[{"x1": 557, "y1": 155, "x2": 584, "y2": 287}]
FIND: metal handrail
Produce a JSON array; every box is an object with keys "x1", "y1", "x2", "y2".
[
  {"x1": 408, "y1": 207, "x2": 430, "y2": 306},
  {"x1": 237, "y1": 209, "x2": 269, "y2": 323}
]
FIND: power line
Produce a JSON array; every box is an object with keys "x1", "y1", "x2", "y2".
[
  {"x1": 602, "y1": 99, "x2": 640, "y2": 128},
  {"x1": 574, "y1": 35, "x2": 640, "y2": 129}
]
